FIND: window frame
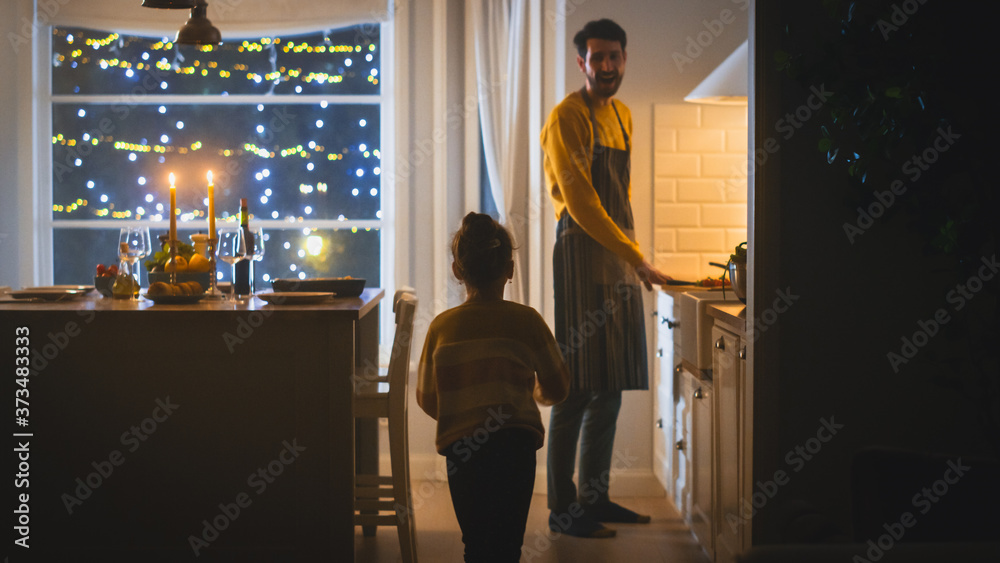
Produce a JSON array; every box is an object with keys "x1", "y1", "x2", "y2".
[{"x1": 36, "y1": 19, "x2": 396, "y2": 348}]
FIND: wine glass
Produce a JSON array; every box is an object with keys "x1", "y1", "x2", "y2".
[
  {"x1": 118, "y1": 227, "x2": 149, "y2": 299},
  {"x1": 217, "y1": 227, "x2": 247, "y2": 305},
  {"x1": 250, "y1": 227, "x2": 265, "y2": 264}
]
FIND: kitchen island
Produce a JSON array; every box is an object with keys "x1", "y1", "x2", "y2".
[{"x1": 2, "y1": 288, "x2": 383, "y2": 562}]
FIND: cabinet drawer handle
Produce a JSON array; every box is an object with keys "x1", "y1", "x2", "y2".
[
  {"x1": 694, "y1": 387, "x2": 703, "y2": 399},
  {"x1": 656, "y1": 418, "x2": 663, "y2": 429},
  {"x1": 739, "y1": 346, "x2": 746, "y2": 360},
  {"x1": 715, "y1": 337, "x2": 725, "y2": 350},
  {"x1": 675, "y1": 440, "x2": 685, "y2": 451},
  {"x1": 656, "y1": 348, "x2": 663, "y2": 358},
  {"x1": 662, "y1": 317, "x2": 678, "y2": 329}
]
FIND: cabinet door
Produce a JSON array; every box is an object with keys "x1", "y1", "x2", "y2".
[
  {"x1": 673, "y1": 366, "x2": 694, "y2": 518},
  {"x1": 690, "y1": 376, "x2": 714, "y2": 559},
  {"x1": 713, "y1": 326, "x2": 743, "y2": 563},
  {"x1": 653, "y1": 292, "x2": 676, "y2": 495},
  {"x1": 738, "y1": 339, "x2": 751, "y2": 555}
]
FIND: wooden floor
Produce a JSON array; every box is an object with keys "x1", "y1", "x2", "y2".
[{"x1": 354, "y1": 481, "x2": 711, "y2": 563}]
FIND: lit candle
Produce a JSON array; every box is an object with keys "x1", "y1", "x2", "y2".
[
  {"x1": 169, "y1": 173, "x2": 177, "y2": 244},
  {"x1": 207, "y1": 171, "x2": 215, "y2": 236}
]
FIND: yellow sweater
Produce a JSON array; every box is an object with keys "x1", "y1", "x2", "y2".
[
  {"x1": 417, "y1": 300, "x2": 570, "y2": 454},
  {"x1": 541, "y1": 90, "x2": 644, "y2": 266}
]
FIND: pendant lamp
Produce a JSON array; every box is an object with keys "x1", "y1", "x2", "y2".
[
  {"x1": 141, "y1": 0, "x2": 196, "y2": 8},
  {"x1": 175, "y1": 1, "x2": 222, "y2": 45}
]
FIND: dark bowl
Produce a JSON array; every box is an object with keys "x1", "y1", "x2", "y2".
[
  {"x1": 271, "y1": 277, "x2": 366, "y2": 297},
  {"x1": 94, "y1": 276, "x2": 114, "y2": 297}
]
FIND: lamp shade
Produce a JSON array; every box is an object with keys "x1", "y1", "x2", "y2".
[
  {"x1": 141, "y1": 0, "x2": 196, "y2": 8},
  {"x1": 175, "y1": 2, "x2": 222, "y2": 45},
  {"x1": 684, "y1": 40, "x2": 748, "y2": 105}
]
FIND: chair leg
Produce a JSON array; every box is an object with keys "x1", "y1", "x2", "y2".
[
  {"x1": 389, "y1": 413, "x2": 417, "y2": 563},
  {"x1": 356, "y1": 417, "x2": 380, "y2": 537}
]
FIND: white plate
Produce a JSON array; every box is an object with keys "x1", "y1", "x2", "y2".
[
  {"x1": 9, "y1": 288, "x2": 89, "y2": 301},
  {"x1": 23, "y1": 285, "x2": 94, "y2": 292},
  {"x1": 257, "y1": 291, "x2": 336, "y2": 305}
]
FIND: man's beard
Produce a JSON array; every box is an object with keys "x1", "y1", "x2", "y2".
[{"x1": 588, "y1": 72, "x2": 623, "y2": 98}]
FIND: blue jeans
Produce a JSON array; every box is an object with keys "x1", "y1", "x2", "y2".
[{"x1": 546, "y1": 390, "x2": 623, "y2": 512}]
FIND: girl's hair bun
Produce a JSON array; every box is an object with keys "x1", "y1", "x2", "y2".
[{"x1": 451, "y1": 212, "x2": 515, "y2": 288}]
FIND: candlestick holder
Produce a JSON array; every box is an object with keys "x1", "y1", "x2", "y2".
[
  {"x1": 168, "y1": 239, "x2": 178, "y2": 286},
  {"x1": 203, "y1": 237, "x2": 224, "y2": 300}
]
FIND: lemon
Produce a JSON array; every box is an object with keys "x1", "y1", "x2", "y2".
[
  {"x1": 164, "y1": 256, "x2": 189, "y2": 273},
  {"x1": 187, "y1": 253, "x2": 211, "y2": 273}
]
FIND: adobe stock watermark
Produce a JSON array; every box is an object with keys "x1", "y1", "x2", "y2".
[
  {"x1": 723, "y1": 84, "x2": 833, "y2": 195},
  {"x1": 26, "y1": 309, "x2": 97, "y2": 376},
  {"x1": 7, "y1": 0, "x2": 70, "y2": 54},
  {"x1": 187, "y1": 438, "x2": 307, "y2": 556},
  {"x1": 522, "y1": 449, "x2": 640, "y2": 562},
  {"x1": 557, "y1": 278, "x2": 637, "y2": 359},
  {"x1": 545, "y1": 0, "x2": 591, "y2": 27},
  {"x1": 672, "y1": 0, "x2": 750, "y2": 72},
  {"x1": 843, "y1": 126, "x2": 960, "y2": 244},
  {"x1": 384, "y1": 75, "x2": 508, "y2": 185},
  {"x1": 886, "y1": 253, "x2": 997, "y2": 373},
  {"x1": 876, "y1": 0, "x2": 930, "y2": 41},
  {"x1": 852, "y1": 458, "x2": 970, "y2": 563},
  {"x1": 60, "y1": 397, "x2": 180, "y2": 514},
  {"x1": 399, "y1": 407, "x2": 515, "y2": 522},
  {"x1": 727, "y1": 416, "x2": 845, "y2": 531},
  {"x1": 746, "y1": 286, "x2": 799, "y2": 345}
]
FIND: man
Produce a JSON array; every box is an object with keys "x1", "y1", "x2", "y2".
[{"x1": 540, "y1": 18, "x2": 672, "y2": 539}]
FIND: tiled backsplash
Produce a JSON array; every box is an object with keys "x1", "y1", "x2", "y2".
[{"x1": 653, "y1": 103, "x2": 748, "y2": 280}]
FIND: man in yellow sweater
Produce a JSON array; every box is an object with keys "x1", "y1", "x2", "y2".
[{"x1": 540, "y1": 18, "x2": 672, "y2": 539}]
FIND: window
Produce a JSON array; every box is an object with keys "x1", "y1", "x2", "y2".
[{"x1": 48, "y1": 24, "x2": 386, "y2": 289}]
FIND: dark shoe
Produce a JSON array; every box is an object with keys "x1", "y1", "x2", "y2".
[
  {"x1": 548, "y1": 511, "x2": 617, "y2": 538},
  {"x1": 584, "y1": 501, "x2": 651, "y2": 524}
]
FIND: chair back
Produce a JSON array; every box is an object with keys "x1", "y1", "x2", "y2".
[{"x1": 387, "y1": 291, "x2": 417, "y2": 420}]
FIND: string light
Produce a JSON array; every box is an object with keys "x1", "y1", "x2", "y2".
[{"x1": 50, "y1": 25, "x2": 383, "y2": 281}]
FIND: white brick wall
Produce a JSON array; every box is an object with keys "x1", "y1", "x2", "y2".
[{"x1": 653, "y1": 103, "x2": 748, "y2": 280}]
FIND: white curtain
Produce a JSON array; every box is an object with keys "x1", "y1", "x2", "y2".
[
  {"x1": 48, "y1": 0, "x2": 391, "y2": 37},
  {"x1": 472, "y1": 0, "x2": 530, "y2": 303}
]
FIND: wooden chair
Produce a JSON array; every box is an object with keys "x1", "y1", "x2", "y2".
[{"x1": 354, "y1": 290, "x2": 418, "y2": 563}]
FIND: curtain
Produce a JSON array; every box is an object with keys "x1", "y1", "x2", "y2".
[
  {"x1": 472, "y1": 0, "x2": 530, "y2": 303},
  {"x1": 48, "y1": 0, "x2": 391, "y2": 37}
]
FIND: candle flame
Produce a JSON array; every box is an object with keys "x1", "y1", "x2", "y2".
[
  {"x1": 207, "y1": 170, "x2": 213, "y2": 184},
  {"x1": 169, "y1": 172, "x2": 176, "y2": 186}
]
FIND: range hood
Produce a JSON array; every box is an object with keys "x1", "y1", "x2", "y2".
[{"x1": 684, "y1": 40, "x2": 748, "y2": 105}]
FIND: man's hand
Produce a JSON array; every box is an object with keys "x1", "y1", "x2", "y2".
[{"x1": 634, "y1": 260, "x2": 672, "y2": 291}]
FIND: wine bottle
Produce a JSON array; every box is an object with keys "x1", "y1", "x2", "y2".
[{"x1": 234, "y1": 198, "x2": 255, "y2": 295}]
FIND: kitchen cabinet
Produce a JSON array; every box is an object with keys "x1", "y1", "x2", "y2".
[
  {"x1": 712, "y1": 324, "x2": 745, "y2": 563},
  {"x1": 657, "y1": 291, "x2": 749, "y2": 563},
  {"x1": 709, "y1": 302, "x2": 751, "y2": 563}
]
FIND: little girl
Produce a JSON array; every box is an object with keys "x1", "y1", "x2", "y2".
[{"x1": 417, "y1": 212, "x2": 570, "y2": 562}]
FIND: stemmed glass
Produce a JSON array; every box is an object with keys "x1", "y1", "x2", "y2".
[
  {"x1": 118, "y1": 227, "x2": 149, "y2": 299},
  {"x1": 250, "y1": 226, "x2": 265, "y2": 268},
  {"x1": 217, "y1": 227, "x2": 247, "y2": 305}
]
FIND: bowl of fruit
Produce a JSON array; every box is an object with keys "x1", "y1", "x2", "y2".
[
  {"x1": 145, "y1": 239, "x2": 213, "y2": 290},
  {"x1": 94, "y1": 264, "x2": 119, "y2": 297}
]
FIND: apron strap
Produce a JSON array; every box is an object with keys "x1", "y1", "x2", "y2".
[{"x1": 579, "y1": 87, "x2": 630, "y2": 153}]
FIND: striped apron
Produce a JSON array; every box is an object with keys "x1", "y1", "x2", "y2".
[{"x1": 553, "y1": 90, "x2": 648, "y2": 392}]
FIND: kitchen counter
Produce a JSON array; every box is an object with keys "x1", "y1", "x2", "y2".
[
  {"x1": 1, "y1": 289, "x2": 384, "y2": 561},
  {"x1": 708, "y1": 302, "x2": 746, "y2": 337}
]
